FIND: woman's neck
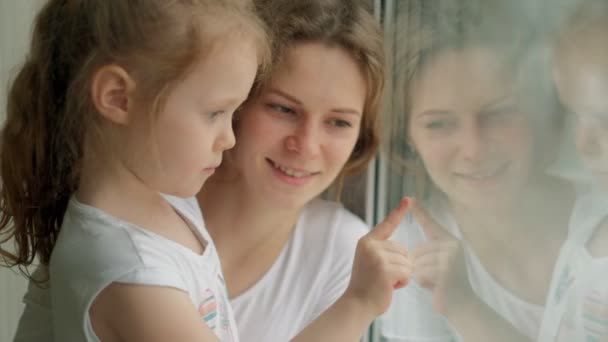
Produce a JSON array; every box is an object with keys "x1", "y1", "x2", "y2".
[
  {"x1": 198, "y1": 175, "x2": 301, "y2": 249},
  {"x1": 451, "y1": 175, "x2": 574, "y2": 248},
  {"x1": 448, "y1": 175, "x2": 575, "y2": 304},
  {"x1": 199, "y1": 174, "x2": 304, "y2": 297}
]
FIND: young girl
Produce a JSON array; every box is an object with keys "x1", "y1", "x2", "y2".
[
  {"x1": 538, "y1": 1, "x2": 608, "y2": 340},
  {"x1": 379, "y1": 0, "x2": 575, "y2": 341},
  {"x1": 0, "y1": 0, "x2": 269, "y2": 340}
]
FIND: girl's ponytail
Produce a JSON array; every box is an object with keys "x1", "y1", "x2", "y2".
[{"x1": 0, "y1": 2, "x2": 83, "y2": 270}]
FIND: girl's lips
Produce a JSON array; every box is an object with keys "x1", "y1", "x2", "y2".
[{"x1": 202, "y1": 167, "x2": 217, "y2": 174}]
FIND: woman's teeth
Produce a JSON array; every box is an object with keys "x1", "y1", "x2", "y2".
[{"x1": 271, "y1": 160, "x2": 313, "y2": 178}]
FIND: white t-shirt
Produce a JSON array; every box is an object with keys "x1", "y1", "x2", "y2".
[
  {"x1": 48, "y1": 195, "x2": 238, "y2": 341},
  {"x1": 538, "y1": 191, "x2": 608, "y2": 342},
  {"x1": 13, "y1": 197, "x2": 367, "y2": 342},
  {"x1": 230, "y1": 198, "x2": 369, "y2": 341},
  {"x1": 379, "y1": 199, "x2": 544, "y2": 342}
]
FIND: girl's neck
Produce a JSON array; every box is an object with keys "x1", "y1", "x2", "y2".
[
  {"x1": 76, "y1": 144, "x2": 205, "y2": 256},
  {"x1": 76, "y1": 147, "x2": 170, "y2": 225}
]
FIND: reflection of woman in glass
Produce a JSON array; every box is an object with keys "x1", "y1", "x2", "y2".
[{"x1": 380, "y1": 1, "x2": 575, "y2": 341}]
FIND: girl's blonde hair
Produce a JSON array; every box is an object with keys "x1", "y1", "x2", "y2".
[{"x1": 0, "y1": 0, "x2": 269, "y2": 271}]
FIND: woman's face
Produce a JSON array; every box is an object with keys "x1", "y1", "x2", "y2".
[
  {"x1": 227, "y1": 41, "x2": 367, "y2": 209},
  {"x1": 554, "y1": 24, "x2": 608, "y2": 191},
  {"x1": 408, "y1": 47, "x2": 536, "y2": 211}
]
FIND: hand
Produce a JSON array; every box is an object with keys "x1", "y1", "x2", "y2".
[
  {"x1": 410, "y1": 198, "x2": 474, "y2": 316},
  {"x1": 345, "y1": 197, "x2": 412, "y2": 317}
]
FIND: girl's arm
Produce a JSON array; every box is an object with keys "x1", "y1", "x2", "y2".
[
  {"x1": 292, "y1": 198, "x2": 412, "y2": 341},
  {"x1": 291, "y1": 291, "x2": 377, "y2": 342},
  {"x1": 90, "y1": 283, "x2": 220, "y2": 342}
]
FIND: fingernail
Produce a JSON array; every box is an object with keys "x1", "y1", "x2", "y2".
[{"x1": 400, "y1": 197, "x2": 410, "y2": 209}]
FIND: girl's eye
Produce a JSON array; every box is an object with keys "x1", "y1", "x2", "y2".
[{"x1": 209, "y1": 110, "x2": 225, "y2": 119}]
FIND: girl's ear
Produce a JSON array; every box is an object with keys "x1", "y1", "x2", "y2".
[{"x1": 90, "y1": 64, "x2": 137, "y2": 125}]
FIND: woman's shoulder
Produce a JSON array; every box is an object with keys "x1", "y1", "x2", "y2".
[{"x1": 301, "y1": 198, "x2": 369, "y2": 237}]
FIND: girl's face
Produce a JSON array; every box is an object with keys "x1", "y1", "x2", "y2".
[
  {"x1": 228, "y1": 41, "x2": 366, "y2": 209},
  {"x1": 125, "y1": 37, "x2": 259, "y2": 197},
  {"x1": 554, "y1": 25, "x2": 608, "y2": 190},
  {"x1": 408, "y1": 47, "x2": 536, "y2": 211}
]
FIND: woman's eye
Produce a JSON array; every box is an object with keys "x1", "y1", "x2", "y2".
[
  {"x1": 329, "y1": 119, "x2": 352, "y2": 128},
  {"x1": 425, "y1": 120, "x2": 452, "y2": 130},
  {"x1": 268, "y1": 103, "x2": 296, "y2": 115}
]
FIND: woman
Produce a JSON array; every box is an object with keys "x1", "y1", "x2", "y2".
[
  {"x1": 379, "y1": 1, "x2": 575, "y2": 341},
  {"x1": 199, "y1": 0, "x2": 407, "y2": 340}
]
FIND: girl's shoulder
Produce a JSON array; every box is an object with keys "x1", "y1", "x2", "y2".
[
  {"x1": 51, "y1": 196, "x2": 203, "y2": 286},
  {"x1": 162, "y1": 194, "x2": 204, "y2": 225}
]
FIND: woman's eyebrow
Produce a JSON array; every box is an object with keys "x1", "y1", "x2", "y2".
[
  {"x1": 267, "y1": 88, "x2": 302, "y2": 105},
  {"x1": 414, "y1": 109, "x2": 453, "y2": 119}
]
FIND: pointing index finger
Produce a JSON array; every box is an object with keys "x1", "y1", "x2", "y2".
[
  {"x1": 410, "y1": 198, "x2": 455, "y2": 241},
  {"x1": 370, "y1": 197, "x2": 410, "y2": 240}
]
